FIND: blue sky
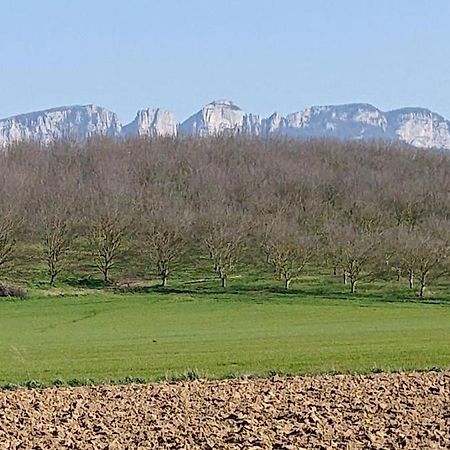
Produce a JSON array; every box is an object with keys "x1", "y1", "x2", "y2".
[{"x1": 1, "y1": 0, "x2": 449, "y2": 123}]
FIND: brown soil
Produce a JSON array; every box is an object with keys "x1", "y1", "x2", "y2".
[{"x1": 0, "y1": 372, "x2": 449, "y2": 449}]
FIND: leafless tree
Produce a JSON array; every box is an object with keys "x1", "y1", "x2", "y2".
[
  {"x1": 200, "y1": 209, "x2": 249, "y2": 288},
  {"x1": 261, "y1": 216, "x2": 318, "y2": 289},
  {"x1": 327, "y1": 222, "x2": 381, "y2": 293},
  {"x1": 387, "y1": 226, "x2": 418, "y2": 289},
  {"x1": 413, "y1": 238, "x2": 448, "y2": 298},
  {"x1": 147, "y1": 225, "x2": 185, "y2": 287},
  {"x1": 42, "y1": 217, "x2": 71, "y2": 286},
  {"x1": 89, "y1": 213, "x2": 127, "y2": 283},
  {"x1": 140, "y1": 197, "x2": 191, "y2": 287},
  {"x1": 400, "y1": 224, "x2": 449, "y2": 297},
  {"x1": 386, "y1": 219, "x2": 450, "y2": 297}
]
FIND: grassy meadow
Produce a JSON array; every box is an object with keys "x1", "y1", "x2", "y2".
[{"x1": 1, "y1": 255, "x2": 450, "y2": 386}]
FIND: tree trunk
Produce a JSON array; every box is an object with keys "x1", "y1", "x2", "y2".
[
  {"x1": 284, "y1": 278, "x2": 291, "y2": 289},
  {"x1": 333, "y1": 266, "x2": 337, "y2": 276},
  {"x1": 221, "y1": 276, "x2": 226, "y2": 288},
  {"x1": 161, "y1": 273, "x2": 168, "y2": 287},
  {"x1": 103, "y1": 269, "x2": 109, "y2": 284},
  {"x1": 350, "y1": 278, "x2": 357, "y2": 294},
  {"x1": 343, "y1": 270, "x2": 348, "y2": 285},
  {"x1": 408, "y1": 270, "x2": 414, "y2": 289},
  {"x1": 50, "y1": 273, "x2": 56, "y2": 286},
  {"x1": 396, "y1": 267, "x2": 401, "y2": 282},
  {"x1": 419, "y1": 283, "x2": 425, "y2": 297},
  {"x1": 419, "y1": 273, "x2": 426, "y2": 298}
]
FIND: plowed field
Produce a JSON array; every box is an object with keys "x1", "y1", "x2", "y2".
[{"x1": 1, "y1": 371, "x2": 449, "y2": 449}]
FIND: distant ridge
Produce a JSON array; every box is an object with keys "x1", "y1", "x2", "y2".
[{"x1": 1, "y1": 100, "x2": 449, "y2": 150}]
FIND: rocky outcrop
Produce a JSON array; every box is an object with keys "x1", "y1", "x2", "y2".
[
  {"x1": 1, "y1": 100, "x2": 450, "y2": 150},
  {"x1": 282, "y1": 104, "x2": 388, "y2": 139},
  {"x1": 386, "y1": 108, "x2": 450, "y2": 149},
  {"x1": 0, "y1": 105, "x2": 121, "y2": 146},
  {"x1": 178, "y1": 100, "x2": 450, "y2": 150},
  {"x1": 179, "y1": 100, "x2": 246, "y2": 136},
  {"x1": 122, "y1": 108, "x2": 177, "y2": 137}
]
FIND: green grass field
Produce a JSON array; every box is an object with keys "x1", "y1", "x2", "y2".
[{"x1": 1, "y1": 267, "x2": 450, "y2": 385}]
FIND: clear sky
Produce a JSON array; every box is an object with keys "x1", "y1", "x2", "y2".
[{"x1": 1, "y1": 0, "x2": 449, "y2": 123}]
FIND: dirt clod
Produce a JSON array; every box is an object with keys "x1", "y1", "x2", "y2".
[{"x1": 0, "y1": 371, "x2": 449, "y2": 449}]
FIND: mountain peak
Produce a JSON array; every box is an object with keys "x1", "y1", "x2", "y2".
[
  {"x1": 1, "y1": 101, "x2": 450, "y2": 150},
  {"x1": 207, "y1": 99, "x2": 239, "y2": 108},
  {"x1": 122, "y1": 108, "x2": 177, "y2": 137},
  {"x1": 179, "y1": 100, "x2": 245, "y2": 136},
  {"x1": 0, "y1": 104, "x2": 121, "y2": 145}
]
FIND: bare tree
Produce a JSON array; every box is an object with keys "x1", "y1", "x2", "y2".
[
  {"x1": 414, "y1": 242, "x2": 446, "y2": 298},
  {"x1": 261, "y1": 217, "x2": 317, "y2": 289},
  {"x1": 141, "y1": 198, "x2": 190, "y2": 288},
  {"x1": 327, "y1": 222, "x2": 381, "y2": 293},
  {"x1": 201, "y1": 211, "x2": 248, "y2": 288},
  {"x1": 398, "y1": 225, "x2": 449, "y2": 298},
  {"x1": 42, "y1": 217, "x2": 71, "y2": 286},
  {"x1": 387, "y1": 226, "x2": 418, "y2": 289},
  {"x1": 147, "y1": 225, "x2": 185, "y2": 287},
  {"x1": 89, "y1": 213, "x2": 127, "y2": 283}
]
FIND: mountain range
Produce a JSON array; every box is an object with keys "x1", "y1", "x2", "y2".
[{"x1": 1, "y1": 99, "x2": 450, "y2": 150}]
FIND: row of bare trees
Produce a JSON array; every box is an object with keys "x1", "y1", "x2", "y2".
[{"x1": 0, "y1": 136, "x2": 449, "y2": 297}]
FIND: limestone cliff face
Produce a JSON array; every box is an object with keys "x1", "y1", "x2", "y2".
[
  {"x1": 0, "y1": 105, "x2": 121, "y2": 146},
  {"x1": 179, "y1": 100, "x2": 246, "y2": 136},
  {"x1": 179, "y1": 100, "x2": 450, "y2": 150},
  {"x1": 282, "y1": 104, "x2": 388, "y2": 139},
  {"x1": 386, "y1": 108, "x2": 450, "y2": 149},
  {"x1": 2, "y1": 100, "x2": 450, "y2": 150},
  {"x1": 122, "y1": 108, "x2": 177, "y2": 137}
]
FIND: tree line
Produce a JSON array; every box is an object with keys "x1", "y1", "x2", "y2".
[{"x1": 0, "y1": 136, "x2": 449, "y2": 297}]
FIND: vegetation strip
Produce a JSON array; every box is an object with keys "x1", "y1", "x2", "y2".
[{"x1": 0, "y1": 138, "x2": 450, "y2": 298}]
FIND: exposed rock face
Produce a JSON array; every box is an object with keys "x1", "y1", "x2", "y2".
[
  {"x1": 280, "y1": 104, "x2": 450, "y2": 149},
  {"x1": 179, "y1": 100, "x2": 245, "y2": 136},
  {"x1": 179, "y1": 100, "x2": 450, "y2": 150},
  {"x1": 1, "y1": 100, "x2": 450, "y2": 150},
  {"x1": 282, "y1": 104, "x2": 388, "y2": 139},
  {"x1": 263, "y1": 112, "x2": 287, "y2": 135},
  {"x1": 386, "y1": 108, "x2": 450, "y2": 149},
  {"x1": 242, "y1": 113, "x2": 264, "y2": 136},
  {"x1": 122, "y1": 108, "x2": 177, "y2": 137},
  {"x1": 0, "y1": 105, "x2": 121, "y2": 146}
]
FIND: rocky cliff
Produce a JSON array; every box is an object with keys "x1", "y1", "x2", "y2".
[
  {"x1": 0, "y1": 105, "x2": 121, "y2": 146},
  {"x1": 122, "y1": 108, "x2": 177, "y2": 137},
  {"x1": 2, "y1": 100, "x2": 450, "y2": 150}
]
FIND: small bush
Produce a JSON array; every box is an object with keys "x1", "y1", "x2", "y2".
[
  {"x1": 0, "y1": 284, "x2": 26, "y2": 299},
  {"x1": 24, "y1": 380, "x2": 44, "y2": 389}
]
